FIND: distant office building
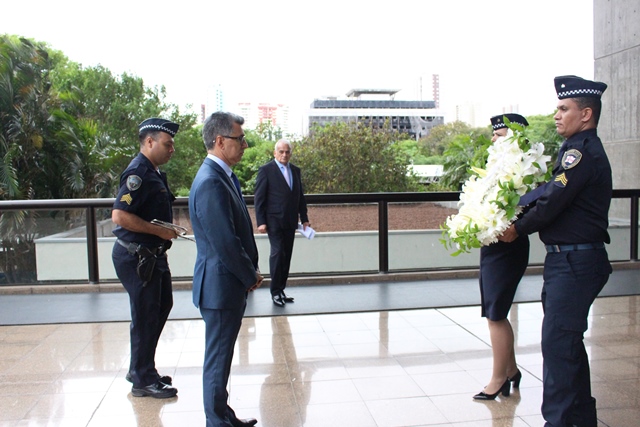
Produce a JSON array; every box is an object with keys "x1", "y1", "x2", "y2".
[
  {"x1": 454, "y1": 103, "x2": 521, "y2": 128},
  {"x1": 236, "y1": 102, "x2": 291, "y2": 135},
  {"x1": 201, "y1": 84, "x2": 225, "y2": 122},
  {"x1": 307, "y1": 89, "x2": 444, "y2": 139},
  {"x1": 454, "y1": 103, "x2": 482, "y2": 127},
  {"x1": 432, "y1": 74, "x2": 440, "y2": 109}
]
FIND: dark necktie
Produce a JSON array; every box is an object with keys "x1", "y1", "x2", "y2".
[{"x1": 231, "y1": 172, "x2": 242, "y2": 197}]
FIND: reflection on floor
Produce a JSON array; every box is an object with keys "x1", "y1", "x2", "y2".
[{"x1": 1, "y1": 296, "x2": 639, "y2": 426}]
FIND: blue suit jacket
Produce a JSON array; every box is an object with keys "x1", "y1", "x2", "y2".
[{"x1": 189, "y1": 158, "x2": 259, "y2": 310}]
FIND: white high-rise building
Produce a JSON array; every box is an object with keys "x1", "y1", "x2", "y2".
[{"x1": 202, "y1": 84, "x2": 225, "y2": 122}]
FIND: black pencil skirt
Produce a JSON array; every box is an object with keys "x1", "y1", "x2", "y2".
[{"x1": 479, "y1": 234, "x2": 530, "y2": 320}]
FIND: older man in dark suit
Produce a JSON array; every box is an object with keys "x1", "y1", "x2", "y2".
[
  {"x1": 254, "y1": 139, "x2": 309, "y2": 307},
  {"x1": 189, "y1": 111, "x2": 262, "y2": 427}
]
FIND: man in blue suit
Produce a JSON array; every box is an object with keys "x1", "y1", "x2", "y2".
[
  {"x1": 254, "y1": 139, "x2": 309, "y2": 307},
  {"x1": 189, "y1": 112, "x2": 263, "y2": 427}
]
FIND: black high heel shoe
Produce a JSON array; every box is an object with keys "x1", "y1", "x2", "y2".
[
  {"x1": 473, "y1": 379, "x2": 510, "y2": 400},
  {"x1": 508, "y1": 369, "x2": 522, "y2": 389}
]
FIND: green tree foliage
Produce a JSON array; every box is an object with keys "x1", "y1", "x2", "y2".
[
  {"x1": 419, "y1": 121, "x2": 483, "y2": 156},
  {"x1": 50, "y1": 60, "x2": 199, "y2": 180},
  {"x1": 525, "y1": 113, "x2": 563, "y2": 160},
  {"x1": 1, "y1": 35, "x2": 57, "y2": 200},
  {"x1": 161, "y1": 124, "x2": 205, "y2": 196},
  {"x1": 0, "y1": 35, "x2": 114, "y2": 281},
  {"x1": 293, "y1": 121, "x2": 421, "y2": 193},
  {"x1": 251, "y1": 121, "x2": 283, "y2": 143},
  {"x1": 440, "y1": 133, "x2": 492, "y2": 190},
  {"x1": 0, "y1": 34, "x2": 199, "y2": 282},
  {"x1": 395, "y1": 139, "x2": 435, "y2": 165},
  {"x1": 1, "y1": 35, "x2": 199, "y2": 200}
]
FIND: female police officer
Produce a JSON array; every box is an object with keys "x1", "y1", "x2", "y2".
[{"x1": 473, "y1": 113, "x2": 530, "y2": 400}]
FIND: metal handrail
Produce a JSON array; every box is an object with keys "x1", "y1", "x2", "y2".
[{"x1": 1, "y1": 190, "x2": 638, "y2": 284}]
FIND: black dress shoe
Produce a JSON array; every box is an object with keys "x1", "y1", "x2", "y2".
[
  {"x1": 272, "y1": 294, "x2": 285, "y2": 307},
  {"x1": 126, "y1": 372, "x2": 172, "y2": 385},
  {"x1": 131, "y1": 381, "x2": 178, "y2": 399},
  {"x1": 230, "y1": 417, "x2": 257, "y2": 427},
  {"x1": 281, "y1": 292, "x2": 294, "y2": 303}
]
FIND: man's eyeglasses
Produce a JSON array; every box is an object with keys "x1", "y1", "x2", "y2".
[{"x1": 222, "y1": 135, "x2": 246, "y2": 143}]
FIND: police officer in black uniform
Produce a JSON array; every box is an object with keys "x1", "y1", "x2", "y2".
[
  {"x1": 112, "y1": 118, "x2": 180, "y2": 399},
  {"x1": 500, "y1": 76, "x2": 611, "y2": 427}
]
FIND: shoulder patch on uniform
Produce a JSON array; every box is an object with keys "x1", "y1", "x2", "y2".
[
  {"x1": 562, "y1": 149, "x2": 582, "y2": 170},
  {"x1": 554, "y1": 172, "x2": 568, "y2": 188},
  {"x1": 126, "y1": 175, "x2": 142, "y2": 191},
  {"x1": 120, "y1": 193, "x2": 133, "y2": 205}
]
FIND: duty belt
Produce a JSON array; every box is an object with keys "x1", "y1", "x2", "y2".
[
  {"x1": 116, "y1": 239, "x2": 171, "y2": 257},
  {"x1": 545, "y1": 242, "x2": 604, "y2": 253}
]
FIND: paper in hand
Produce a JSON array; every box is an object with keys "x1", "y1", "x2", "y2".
[
  {"x1": 151, "y1": 219, "x2": 196, "y2": 242},
  {"x1": 297, "y1": 223, "x2": 315, "y2": 240}
]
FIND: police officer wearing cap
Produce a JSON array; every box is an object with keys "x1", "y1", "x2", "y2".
[
  {"x1": 473, "y1": 114, "x2": 530, "y2": 401},
  {"x1": 490, "y1": 113, "x2": 528, "y2": 142},
  {"x1": 500, "y1": 76, "x2": 612, "y2": 426},
  {"x1": 112, "y1": 118, "x2": 180, "y2": 399}
]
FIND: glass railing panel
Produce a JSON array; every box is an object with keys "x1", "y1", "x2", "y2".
[
  {"x1": 609, "y1": 198, "x2": 633, "y2": 262},
  {"x1": 246, "y1": 202, "x2": 380, "y2": 276},
  {"x1": 1, "y1": 208, "x2": 97, "y2": 285},
  {"x1": 387, "y1": 201, "x2": 482, "y2": 271}
]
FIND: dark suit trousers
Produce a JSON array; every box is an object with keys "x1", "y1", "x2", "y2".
[
  {"x1": 268, "y1": 227, "x2": 296, "y2": 296},
  {"x1": 200, "y1": 303, "x2": 246, "y2": 427},
  {"x1": 112, "y1": 244, "x2": 173, "y2": 388}
]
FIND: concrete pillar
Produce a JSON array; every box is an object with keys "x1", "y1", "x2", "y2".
[{"x1": 594, "y1": 0, "x2": 640, "y2": 218}]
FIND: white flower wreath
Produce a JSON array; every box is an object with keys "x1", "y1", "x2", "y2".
[{"x1": 441, "y1": 127, "x2": 551, "y2": 256}]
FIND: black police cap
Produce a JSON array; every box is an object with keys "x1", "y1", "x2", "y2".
[
  {"x1": 554, "y1": 75, "x2": 607, "y2": 100},
  {"x1": 138, "y1": 118, "x2": 180, "y2": 137},
  {"x1": 490, "y1": 113, "x2": 529, "y2": 130}
]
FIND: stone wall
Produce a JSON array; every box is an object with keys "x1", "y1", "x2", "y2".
[{"x1": 594, "y1": 0, "x2": 640, "y2": 217}]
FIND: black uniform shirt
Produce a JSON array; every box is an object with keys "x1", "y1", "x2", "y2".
[
  {"x1": 514, "y1": 128, "x2": 612, "y2": 245},
  {"x1": 112, "y1": 153, "x2": 175, "y2": 245}
]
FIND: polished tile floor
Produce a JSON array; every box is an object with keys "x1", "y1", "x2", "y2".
[{"x1": 1, "y1": 296, "x2": 639, "y2": 426}]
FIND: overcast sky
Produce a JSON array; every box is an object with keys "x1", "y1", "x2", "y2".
[{"x1": 4, "y1": 0, "x2": 594, "y2": 133}]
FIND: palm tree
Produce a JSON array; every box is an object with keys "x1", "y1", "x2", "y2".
[{"x1": 0, "y1": 36, "x2": 115, "y2": 283}]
